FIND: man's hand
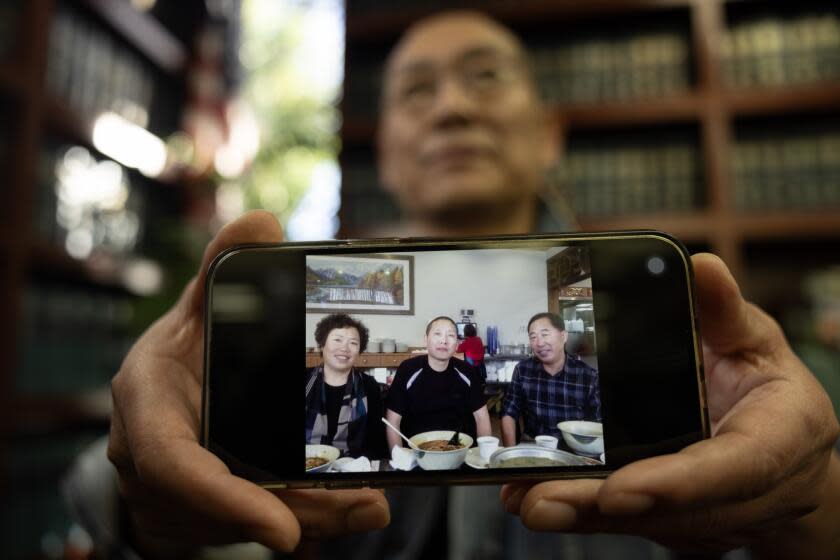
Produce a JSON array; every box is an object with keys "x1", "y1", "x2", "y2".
[
  {"x1": 107, "y1": 211, "x2": 390, "y2": 554},
  {"x1": 501, "y1": 253, "x2": 840, "y2": 555}
]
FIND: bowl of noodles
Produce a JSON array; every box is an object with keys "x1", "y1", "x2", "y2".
[
  {"x1": 408, "y1": 430, "x2": 474, "y2": 470},
  {"x1": 305, "y1": 444, "x2": 340, "y2": 473}
]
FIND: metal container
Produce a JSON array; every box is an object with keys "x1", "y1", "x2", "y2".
[{"x1": 488, "y1": 444, "x2": 597, "y2": 468}]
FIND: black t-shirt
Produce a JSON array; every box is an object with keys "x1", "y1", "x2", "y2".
[{"x1": 386, "y1": 355, "x2": 485, "y2": 440}]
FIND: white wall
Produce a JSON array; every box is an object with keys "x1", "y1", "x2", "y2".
[{"x1": 305, "y1": 249, "x2": 552, "y2": 348}]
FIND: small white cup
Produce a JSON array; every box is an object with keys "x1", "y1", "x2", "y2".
[
  {"x1": 535, "y1": 435, "x2": 559, "y2": 449},
  {"x1": 477, "y1": 436, "x2": 500, "y2": 461}
]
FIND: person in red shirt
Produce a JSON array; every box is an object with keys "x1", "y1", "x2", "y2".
[{"x1": 457, "y1": 323, "x2": 486, "y2": 382}]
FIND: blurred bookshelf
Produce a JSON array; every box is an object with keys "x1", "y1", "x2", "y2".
[
  {"x1": 339, "y1": 0, "x2": 840, "y2": 287},
  {"x1": 0, "y1": 1, "x2": 215, "y2": 558}
]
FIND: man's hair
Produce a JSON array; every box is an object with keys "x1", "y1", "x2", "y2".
[
  {"x1": 426, "y1": 315, "x2": 458, "y2": 335},
  {"x1": 314, "y1": 313, "x2": 369, "y2": 353},
  {"x1": 463, "y1": 323, "x2": 477, "y2": 338},
  {"x1": 527, "y1": 312, "x2": 565, "y2": 333}
]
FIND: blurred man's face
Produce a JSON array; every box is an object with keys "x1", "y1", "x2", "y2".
[{"x1": 378, "y1": 13, "x2": 558, "y2": 218}]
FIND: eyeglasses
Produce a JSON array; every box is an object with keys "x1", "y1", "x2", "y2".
[{"x1": 384, "y1": 53, "x2": 529, "y2": 113}]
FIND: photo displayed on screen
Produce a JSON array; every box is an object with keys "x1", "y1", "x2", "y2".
[{"x1": 303, "y1": 246, "x2": 604, "y2": 474}]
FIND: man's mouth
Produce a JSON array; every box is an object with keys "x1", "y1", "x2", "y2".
[
  {"x1": 427, "y1": 148, "x2": 486, "y2": 169},
  {"x1": 422, "y1": 140, "x2": 494, "y2": 166}
]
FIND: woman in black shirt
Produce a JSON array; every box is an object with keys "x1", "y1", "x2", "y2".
[
  {"x1": 304, "y1": 314, "x2": 387, "y2": 459},
  {"x1": 385, "y1": 316, "x2": 492, "y2": 449}
]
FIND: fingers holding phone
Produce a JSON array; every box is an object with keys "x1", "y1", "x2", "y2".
[
  {"x1": 108, "y1": 211, "x2": 390, "y2": 553},
  {"x1": 502, "y1": 253, "x2": 840, "y2": 554}
]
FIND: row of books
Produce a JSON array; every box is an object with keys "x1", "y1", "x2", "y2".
[
  {"x1": 45, "y1": 5, "x2": 155, "y2": 129},
  {"x1": 564, "y1": 144, "x2": 701, "y2": 216},
  {"x1": 35, "y1": 144, "x2": 145, "y2": 259},
  {"x1": 721, "y1": 13, "x2": 840, "y2": 88},
  {"x1": 532, "y1": 33, "x2": 691, "y2": 104},
  {"x1": 731, "y1": 132, "x2": 840, "y2": 210},
  {"x1": 16, "y1": 284, "x2": 135, "y2": 394}
]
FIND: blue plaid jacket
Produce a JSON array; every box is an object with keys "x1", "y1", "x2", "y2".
[{"x1": 501, "y1": 354, "x2": 601, "y2": 440}]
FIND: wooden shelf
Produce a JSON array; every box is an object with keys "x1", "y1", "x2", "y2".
[
  {"x1": 306, "y1": 352, "x2": 417, "y2": 369},
  {"x1": 580, "y1": 210, "x2": 840, "y2": 243},
  {"x1": 736, "y1": 211, "x2": 840, "y2": 240},
  {"x1": 346, "y1": 0, "x2": 694, "y2": 41},
  {"x1": 8, "y1": 389, "x2": 111, "y2": 436},
  {"x1": 578, "y1": 211, "x2": 717, "y2": 242},
  {"x1": 341, "y1": 81, "x2": 840, "y2": 140},
  {"x1": 559, "y1": 93, "x2": 704, "y2": 129},
  {"x1": 77, "y1": 0, "x2": 187, "y2": 76},
  {"x1": 725, "y1": 83, "x2": 840, "y2": 117},
  {"x1": 341, "y1": 93, "x2": 705, "y2": 144}
]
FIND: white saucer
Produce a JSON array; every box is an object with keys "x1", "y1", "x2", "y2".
[{"x1": 465, "y1": 446, "x2": 503, "y2": 469}]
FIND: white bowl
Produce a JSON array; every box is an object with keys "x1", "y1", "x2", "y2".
[
  {"x1": 305, "y1": 444, "x2": 341, "y2": 472},
  {"x1": 557, "y1": 421, "x2": 604, "y2": 456},
  {"x1": 408, "y1": 430, "x2": 474, "y2": 470}
]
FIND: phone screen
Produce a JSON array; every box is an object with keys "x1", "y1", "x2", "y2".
[{"x1": 203, "y1": 233, "x2": 708, "y2": 488}]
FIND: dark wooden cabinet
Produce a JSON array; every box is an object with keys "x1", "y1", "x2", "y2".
[{"x1": 340, "y1": 0, "x2": 840, "y2": 287}]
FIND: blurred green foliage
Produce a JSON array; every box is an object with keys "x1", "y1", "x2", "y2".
[{"x1": 237, "y1": 0, "x2": 342, "y2": 223}]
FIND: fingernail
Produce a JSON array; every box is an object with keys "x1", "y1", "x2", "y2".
[
  {"x1": 522, "y1": 499, "x2": 577, "y2": 531},
  {"x1": 347, "y1": 501, "x2": 389, "y2": 532},
  {"x1": 600, "y1": 492, "x2": 655, "y2": 515}
]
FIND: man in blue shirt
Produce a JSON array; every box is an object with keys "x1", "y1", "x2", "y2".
[{"x1": 501, "y1": 312, "x2": 601, "y2": 447}]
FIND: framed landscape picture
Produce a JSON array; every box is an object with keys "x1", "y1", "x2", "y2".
[{"x1": 305, "y1": 254, "x2": 414, "y2": 315}]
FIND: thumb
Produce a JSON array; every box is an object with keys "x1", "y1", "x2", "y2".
[
  {"x1": 189, "y1": 210, "x2": 284, "y2": 314},
  {"x1": 691, "y1": 253, "x2": 766, "y2": 355}
]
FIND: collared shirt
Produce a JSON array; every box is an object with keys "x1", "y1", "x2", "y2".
[{"x1": 501, "y1": 354, "x2": 601, "y2": 440}]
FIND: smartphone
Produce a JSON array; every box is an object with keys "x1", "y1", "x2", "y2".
[{"x1": 202, "y1": 231, "x2": 709, "y2": 489}]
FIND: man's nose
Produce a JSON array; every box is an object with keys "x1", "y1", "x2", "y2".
[{"x1": 429, "y1": 74, "x2": 478, "y2": 125}]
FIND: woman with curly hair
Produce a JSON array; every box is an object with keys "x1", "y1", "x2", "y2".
[{"x1": 305, "y1": 313, "x2": 387, "y2": 459}]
